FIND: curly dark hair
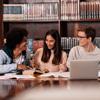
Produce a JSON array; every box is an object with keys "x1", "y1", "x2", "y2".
[
  {"x1": 85, "y1": 27, "x2": 96, "y2": 42},
  {"x1": 5, "y1": 27, "x2": 28, "y2": 50}
]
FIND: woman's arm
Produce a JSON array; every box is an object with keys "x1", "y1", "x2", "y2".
[
  {"x1": 59, "y1": 51, "x2": 68, "y2": 72},
  {"x1": 31, "y1": 48, "x2": 42, "y2": 69},
  {"x1": 0, "y1": 50, "x2": 29, "y2": 74}
]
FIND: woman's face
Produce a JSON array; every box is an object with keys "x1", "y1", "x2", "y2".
[
  {"x1": 77, "y1": 31, "x2": 89, "y2": 47},
  {"x1": 18, "y1": 37, "x2": 27, "y2": 52},
  {"x1": 13, "y1": 37, "x2": 27, "y2": 58},
  {"x1": 45, "y1": 35, "x2": 55, "y2": 49}
]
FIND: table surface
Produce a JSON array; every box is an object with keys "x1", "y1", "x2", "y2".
[{"x1": 0, "y1": 77, "x2": 100, "y2": 100}]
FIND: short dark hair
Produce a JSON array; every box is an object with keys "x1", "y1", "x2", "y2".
[
  {"x1": 78, "y1": 27, "x2": 96, "y2": 42},
  {"x1": 6, "y1": 27, "x2": 28, "y2": 49},
  {"x1": 85, "y1": 27, "x2": 96, "y2": 42}
]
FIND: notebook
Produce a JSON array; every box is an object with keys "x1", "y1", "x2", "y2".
[
  {"x1": 40, "y1": 72, "x2": 70, "y2": 78},
  {"x1": 69, "y1": 60, "x2": 100, "y2": 80}
]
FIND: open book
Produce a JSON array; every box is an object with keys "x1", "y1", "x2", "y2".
[
  {"x1": 40, "y1": 72, "x2": 70, "y2": 78},
  {"x1": 0, "y1": 73, "x2": 35, "y2": 80}
]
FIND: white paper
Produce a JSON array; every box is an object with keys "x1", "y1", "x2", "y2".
[
  {"x1": 40, "y1": 72, "x2": 70, "y2": 78},
  {"x1": 98, "y1": 71, "x2": 100, "y2": 77},
  {"x1": 0, "y1": 73, "x2": 35, "y2": 79}
]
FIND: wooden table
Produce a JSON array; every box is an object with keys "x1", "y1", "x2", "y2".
[{"x1": 0, "y1": 78, "x2": 100, "y2": 100}]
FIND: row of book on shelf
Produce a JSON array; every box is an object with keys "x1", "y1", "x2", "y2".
[
  {"x1": 3, "y1": 3, "x2": 59, "y2": 21},
  {"x1": 61, "y1": 0, "x2": 100, "y2": 20},
  {"x1": 80, "y1": 1, "x2": 100, "y2": 20},
  {"x1": 3, "y1": 0, "x2": 100, "y2": 21},
  {"x1": 61, "y1": 0, "x2": 80, "y2": 20}
]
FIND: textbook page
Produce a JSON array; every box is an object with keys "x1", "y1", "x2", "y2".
[
  {"x1": 40, "y1": 72, "x2": 70, "y2": 78},
  {"x1": 1, "y1": 74, "x2": 35, "y2": 79}
]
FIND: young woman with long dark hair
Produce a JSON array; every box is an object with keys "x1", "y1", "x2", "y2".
[{"x1": 34, "y1": 29, "x2": 67, "y2": 72}]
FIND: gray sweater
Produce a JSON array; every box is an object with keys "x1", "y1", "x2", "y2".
[{"x1": 67, "y1": 46, "x2": 100, "y2": 68}]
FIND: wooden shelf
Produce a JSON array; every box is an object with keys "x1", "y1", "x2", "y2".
[{"x1": 3, "y1": 0, "x2": 100, "y2": 39}]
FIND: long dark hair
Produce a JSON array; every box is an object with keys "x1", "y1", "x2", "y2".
[{"x1": 41, "y1": 29, "x2": 62, "y2": 65}]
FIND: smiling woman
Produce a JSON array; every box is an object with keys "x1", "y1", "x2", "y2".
[
  {"x1": 32, "y1": 29, "x2": 68, "y2": 72},
  {"x1": 0, "y1": 27, "x2": 32, "y2": 74}
]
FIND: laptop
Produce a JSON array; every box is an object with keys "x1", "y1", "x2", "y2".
[{"x1": 69, "y1": 60, "x2": 100, "y2": 80}]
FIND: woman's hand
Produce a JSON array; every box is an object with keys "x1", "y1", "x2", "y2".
[
  {"x1": 43, "y1": 67, "x2": 49, "y2": 73},
  {"x1": 17, "y1": 64, "x2": 31, "y2": 70},
  {"x1": 59, "y1": 64, "x2": 67, "y2": 72},
  {"x1": 30, "y1": 54, "x2": 39, "y2": 68}
]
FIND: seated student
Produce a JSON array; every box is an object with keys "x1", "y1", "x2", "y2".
[
  {"x1": 33, "y1": 29, "x2": 67, "y2": 72},
  {"x1": 0, "y1": 27, "x2": 31, "y2": 74},
  {"x1": 67, "y1": 27, "x2": 100, "y2": 67}
]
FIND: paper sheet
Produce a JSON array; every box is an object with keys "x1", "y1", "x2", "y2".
[
  {"x1": 0, "y1": 73, "x2": 35, "y2": 79},
  {"x1": 40, "y1": 72, "x2": 70, "y2": 78}
]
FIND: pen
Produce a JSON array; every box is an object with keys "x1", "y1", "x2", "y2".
[{"x1": 26, "y1": 66, "x2": 33, "y2": 70}]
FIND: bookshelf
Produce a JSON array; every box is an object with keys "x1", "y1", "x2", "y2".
[
  {"x1": 3, "y1": 0, "x2": 60, "y2": 39},
  {"x1": 60, "y1": 0, "x2": 100, "y2": 37},
  {"x1": 3, "y1": 0, "x2": 100, "y2": 39}
]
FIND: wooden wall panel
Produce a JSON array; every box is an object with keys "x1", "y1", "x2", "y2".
[{"x1": 0, "y1": 0, "x2": 3, "y2": 49}]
